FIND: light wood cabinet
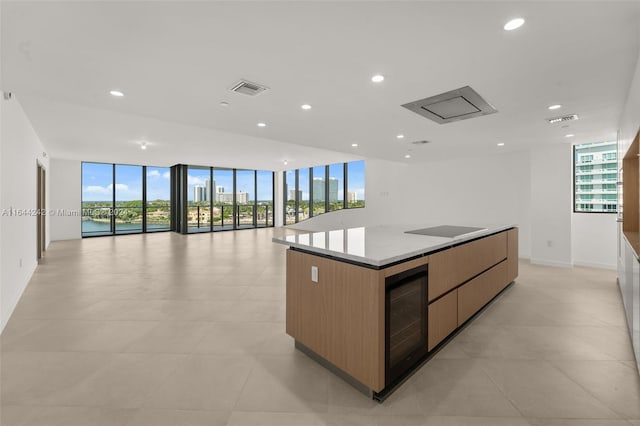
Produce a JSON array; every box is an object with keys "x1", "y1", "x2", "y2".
[
  {"x1": 428, "y1": 289, "x2": 458, "y2": 350},
  {"x1": 428, "y1": 232, "x2": 507, "y2": 301},
  {"x1": 457, "y1": 260, "x2": 508, "y2": 325},
  {"x1": 286, "y1": 249, "x2": 386, "y2": 391}
]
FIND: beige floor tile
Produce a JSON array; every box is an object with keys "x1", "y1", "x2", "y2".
[
  {"x1": 430, "y1": 340, "x2": 470, "y2": 360},
  {"x1": 480, "y1": 359, "x2": 620, "y2": 419},
  {"x1": 20, "y1": 407, "x2": 137, "y2": 426},
  {"x1": 226, "y1": 411, "x2": 327, "y2": 426},
  {"x1": 375, "y1": 415, "x2": 430, "y2": 426},
  {"x1": 1, "y1": 351, "x2": 115, "y2": 405},
  {"x1": 409, "y1": 359, "x2": 521, "y2": 417},
  {"x1": 44, "y1": 353, "x2": 185, "y2": 407},
  {"x1": 422, "y1": 416, "x2": 531, "y2": 426},
  {"x1": 243, "y1": 286, "x2": 286, "y2": 301},
  {"x1": 0, "y1": 405, "x2": 44, "y2": 426},
  {"x1": 2, "y1": 320, "x2": 158, "y2": 352},
  {"x1": 550, "y1": 360, "x2": 640, "y2": 419},
  {"x1": 234, "y1": 353, "x2": 330, "y2": 413},
  {"x1": 124, "y1": 321, "x2": 212, "y2": 353},
  {"x1": 204, "y1": 300, "x2": 285, "y2": 322},
  {"x1": 526, "y1": 420, "x2": 632, "y2": 426},
  {"x1": 125, "y1": 409, "x2": 229, "y2": 426},
  {"x1": 194, "y1": 322, "x2": 293, "y2": 355},
  {"x1": 143, "y1": 355, "x2": 254, "y2": 410}
]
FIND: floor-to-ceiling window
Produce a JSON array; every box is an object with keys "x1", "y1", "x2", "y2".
[
  {"x1": 282, "y1": 160, "x2": 365, "y2": 225},
  {"x1": 257, "y1": 170, "x2": 274, "y2": 227},
  {"x1": 284, "y1": 170, "x2": 297, "y2": 225},
  {"x1": 328, "y1": 163, "x2": 344, "y2": 211},
  {"x1": 312, "y1": 165, "x2": 326, "y2": 216},
  {"x1": 187, "y1": 166, "x2": 211, "y2": 233},
  {"x1": 236, "y1": 169, "x2": 256, "y2": 229},
  {"x1": 212, "y1": 168, "x2": 234, "y2": 230},
  {"x1": 347, "y1": 160, "x2": 365, "y2": 208},
  {"x1": 82, "y1": 162, "x2": 115, "y2": 236},
  {"x1": 145, "y1": 167, "x2": 171, "y2": 231},
  {"x1": 114, "y1": 164, "x2": 143, "y2": 234},
  {"x1": 298, "y1": 168, "x2": 310, "y2": 222},
  {"x1": 82, "y1": 162, "x2": 173, "y2": 237}
]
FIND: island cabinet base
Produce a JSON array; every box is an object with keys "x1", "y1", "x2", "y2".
[{"x1": 285, "y1": 227, "x2": 519, "y2": 399}]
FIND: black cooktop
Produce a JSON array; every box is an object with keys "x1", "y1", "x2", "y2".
[{"x1": 405, "y1": 225, "x2": 486, "y2": 238}]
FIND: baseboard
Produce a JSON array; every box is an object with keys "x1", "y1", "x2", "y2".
[
  {"x1": 530, "y1": 258, "x2": 573, "y2": 268},
  {"x1": 572, "y1": 260, "x2": 617, "y2": 270}
]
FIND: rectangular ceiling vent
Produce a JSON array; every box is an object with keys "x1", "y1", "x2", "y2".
[
  {"x1": 229, "y1": 79, "x2": 269, "y2": 96},
  {"x1": 401, "y1": 86, "x2": 497, "y2": 124},
  {"x1": 547, "y1": 114, "x2": 579, "y2": 124}
]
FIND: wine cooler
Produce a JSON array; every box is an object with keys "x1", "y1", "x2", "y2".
[{"x1": 385, "y1": 264, "x2": 428, "y2": 386}]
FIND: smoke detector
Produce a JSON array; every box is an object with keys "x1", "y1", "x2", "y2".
[
  {"x1": 229, "y1": 79, "x2": 269, "y2": 96},
  {"x1": 547, "y1": 114, "x2": 579, "y2": 124},
  {"x1": 401, "y1": 86, "x2": 497, "y2": 124}
]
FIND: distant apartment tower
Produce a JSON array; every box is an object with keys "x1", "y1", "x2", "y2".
[
  {"x1": 347, "y1": 191, "x2": 357, "y2": 203},
  {"x1": 574, "y1": 141, "x2": 617, "y2": 212},
  {"x1": 193, "y1": 185, "x2": 205, "y2": 202},
  {"x1": 287, "y1": 188, "x2": 302, "y2": 201},
  {"x1": 216, "y1": 191, "x2": 249, "y2": 204},
  {"x1": 312, "y1": 177, "x2": 339, "y2": 202}
]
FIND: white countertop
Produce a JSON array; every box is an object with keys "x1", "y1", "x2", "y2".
[{"x1": 272, "y1": 224, "x2": 515, "y2": 267}]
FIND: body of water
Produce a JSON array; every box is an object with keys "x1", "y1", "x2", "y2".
[{"x1": 82, "y1": 220, "x2": 170, "y2": 234}]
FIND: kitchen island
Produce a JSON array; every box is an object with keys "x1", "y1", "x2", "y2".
[{"x1": 273, "y1": 224, "x2": 518, "y2": 400}]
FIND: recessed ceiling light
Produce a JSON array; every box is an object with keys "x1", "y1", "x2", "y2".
[
  {"x1": 351, "y1": 143, "x2": 359, "y2": 147},
  {"x1": 301, "y1": 104, "x2": 312, "y2": 110},
  {"x1": 404, "y1": 154, "x2": 411, "y2": 159},
  {"x1": 283, "y1": 160, "x2": 288, "y2": 166},
  {"x1": 371, "y1": 74, "x2": 385, "y2": 83},
  {"x1": 396, "y1": 134, "x2": 404, "y2": 139},
  {"x1": 140, "y1": 141, "x2": 147, "y2": 150},
  {"x1": 220, "y1": 101, "x2": 229, "y2": 107},
  {"x1": 504, "y1": 18, "x2": 525, "y2": 31},
  {"x1": 110, "y1": 90, "x2": 124, "y2": 97},
  {"x1": 497, "y1": 142, "x2": 505, "y2": 146},
  {"x1": 548, "y1": 104, "x2": 562, "y2": 110},
  {"x1": 257, "y1": 122, "x2": 266, "y2": 127},
  {"x1": 565, "y1": 134, "x2": 575, "y2": 138}
]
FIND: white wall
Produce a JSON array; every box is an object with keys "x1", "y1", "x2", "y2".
[
  {"x1": 619, "y1": 51, "x2": 640, "y2": 155},
  {"x1": 50, "y1": 158, "x2": 81, "y2": 240},
  {"x1": 530, "y1": 144, "x2": 573, "y2": 267},
  {"x1": 572, "y1": 213, "x2": 617, "y2": 269},
  {"x1": 0, "y1": 95, "x2": 50, "y2": 332}
]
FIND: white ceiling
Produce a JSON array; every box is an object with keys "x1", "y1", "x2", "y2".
[{"x1": 2, "y1": 1, "x2": 639, "y2": 170}]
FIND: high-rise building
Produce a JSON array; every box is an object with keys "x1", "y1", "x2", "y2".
[
  {"x1": 328, "y1": 177, "x2": 338, "y2": 202},
  {"x1": 574, "y1": 141, "x2": 617, "y2": 212},
  {"x1": 193, "y1": 185, "x2": 205, "y2": 202},
  {"x1": 312, "y1": 177, "x2": 325, "y2": 202},
  {"x1": 205, "y1": 179, "x2": 211, "y2": 202},
  {"x1": 287, "y1": 188, "x2": 302, "y2": 201},
  {"x1": 347, "y1": 191, "x2": 357, "y2": 203}
]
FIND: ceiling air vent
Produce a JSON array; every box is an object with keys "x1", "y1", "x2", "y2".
[
  {"x1": 401, "y1": 86, "x2": 497, "y2": 124},
  {"x1": 411, "y1": 140, "x2": 431, "y2": 145},
  {"x1": 229, "y1": 79, "x2": 269, "y2": 96},
  {"x1": 547, "y1": 114, "x2": 579, "y2": 124}
]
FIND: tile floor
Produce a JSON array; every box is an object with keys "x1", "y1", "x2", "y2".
[{"x1": 1, "y1": 228, "x2": 639, "y2": 426}]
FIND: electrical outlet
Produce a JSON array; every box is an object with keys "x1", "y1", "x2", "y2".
[{"x1": 311, "y1": 266, "x2": 318, "y2": 283}]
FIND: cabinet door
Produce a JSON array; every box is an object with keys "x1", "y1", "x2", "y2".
[
  {"x1": 429, "y1": 232, "x2": 508, "y2": 301},
  {"x1": 457, "y1": 260, "x2": 508, "y2": 325},
  {"x1": 428, "y1": 289, "x2": 458, "y2": 351}
]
